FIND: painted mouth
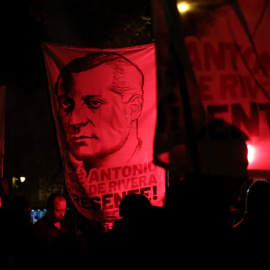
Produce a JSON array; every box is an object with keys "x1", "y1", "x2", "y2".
[{"x1": 69, "y1": 135, "x2": 98, "y2": 143}]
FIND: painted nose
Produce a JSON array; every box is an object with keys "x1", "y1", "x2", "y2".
[{"x1": 69, "y1": 105, "x2": 89, "y2": 127}]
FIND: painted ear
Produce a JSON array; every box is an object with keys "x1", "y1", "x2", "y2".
[{"x1": 130, "y1": 96, "x2": 143, "y2": 121}]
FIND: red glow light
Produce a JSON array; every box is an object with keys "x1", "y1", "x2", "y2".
[{"x1": 247, "y1": 144, "x2": 255, "y2": 164}]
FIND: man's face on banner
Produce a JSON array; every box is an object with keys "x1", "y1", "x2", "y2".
[{"x1": 56, "y1": 64, "x2": 135, "y2": 163}]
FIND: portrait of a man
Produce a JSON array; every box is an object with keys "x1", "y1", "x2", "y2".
[{"x1": 54, "y1": 51, "x2": 145, "y2": 173}]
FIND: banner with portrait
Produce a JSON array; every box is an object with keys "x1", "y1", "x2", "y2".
[
  {"x1": 41, "y1": 42, "x2": 166, "y2": 224},
  {"x1": 152, "y1": 0, "x2": 270, "y2": 178}
]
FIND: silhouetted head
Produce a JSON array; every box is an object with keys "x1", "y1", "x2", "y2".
[
  {"x1": 246, "y1": 179, "x2": 270, "y2": 221},
  {"x1": 119, "y1": 194, "x2": 151, "y2": 218},
  {"x1": 3, "y1": 193, "x2": 32, "y2": 224}
]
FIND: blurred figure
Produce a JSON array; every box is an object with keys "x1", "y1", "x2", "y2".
[
  {"x1": 33, "y1": 192, "x2": 67, "y2": 231},
  {"x1": 110, "y1": 193, "x2": 152, "y2": 235},
  {"x1": 232, "y1": 179, "x2": 270, "y2": 260},
  {"x1": 164, "y1": 120, "x2": 250, "y2": 267},
  {"x1": 32, "y1": 193, "x2": 82, "y2": 268},
  {"x1": 107, "y1": 194, "x2": 166, "y2": 267},
  {"x1": 0, "y1": 192, "x2": 37, "y2": 269}
]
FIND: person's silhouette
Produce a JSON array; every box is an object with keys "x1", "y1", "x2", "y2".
[
  {"x1": 107, "y1": 194, "x2": 166, "y2": 267},
  {"x1": 165, "y1": 119, "x2": 250, "y2": 267},
  {"x1": 0, "y1": 192, "x2": 37, "y2": 269},
  {"x1": 232, "y1": 179, "x2": 270, "y2": 260}
]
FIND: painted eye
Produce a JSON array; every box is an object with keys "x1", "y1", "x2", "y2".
[
  {"x1": 58, "y1": 95, "x2": 74, "y2": 111},
  {"x1": 60, "y1": 99, "x2": 72, "y2": 109},
  {"x1": 85, "y1": 98, "x2": 105, "y2": 109}
]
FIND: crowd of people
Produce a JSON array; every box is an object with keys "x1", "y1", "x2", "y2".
[{"x1": 1, "y1": 173, "x2": 270, "y2": 269}]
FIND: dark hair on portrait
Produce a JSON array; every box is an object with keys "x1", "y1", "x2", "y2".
[{"x1": 55, "y1": 51, "x2": 144, "y2": 104}]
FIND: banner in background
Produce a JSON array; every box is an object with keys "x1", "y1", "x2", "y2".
[
  {"x1": 152, "y1": 0, "x2": 270, "y2": 178},
  {"x1": 0, "y1": 85, "x2": 6, "y2": 179},
  {"x1": 42, "y1": 43, "x2": 166, "y2": 223}
]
